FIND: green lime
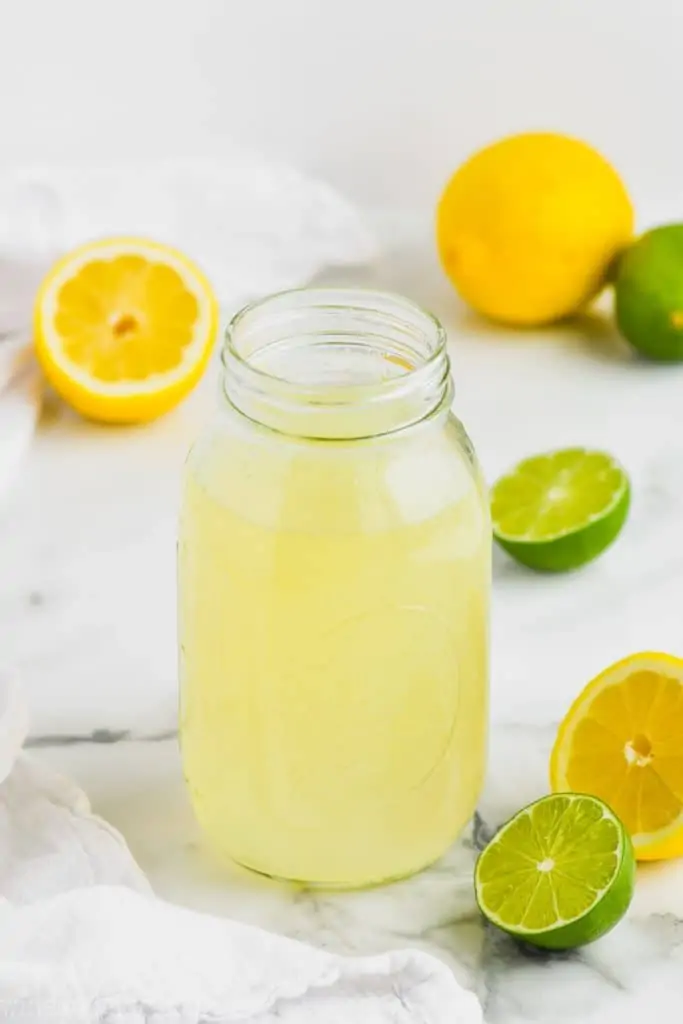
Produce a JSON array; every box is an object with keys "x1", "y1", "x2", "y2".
[
  {"x1": 615, "y1": 224, "x2": 683, "y2": 361},
  {"x1": 490, "y1": 447, "x2": 630, "y2": 572},
  {"x1": 475, "y1": 793, "x2": 635, "y2": 950}
]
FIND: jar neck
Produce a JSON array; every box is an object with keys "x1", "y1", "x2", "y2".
[{"x1": 222, "y1": 288, "x2": 452, "y2": 441}]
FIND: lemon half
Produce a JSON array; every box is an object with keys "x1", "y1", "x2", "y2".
[
  {"x1": 551, "y1": 652, "x2": 683, "y2": 861},
  {"x1": 35, "y1": 236, "x2": 219, "y2": 423}
]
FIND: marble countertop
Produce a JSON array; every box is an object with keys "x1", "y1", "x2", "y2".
[{"x1": 3, "y1": 223, "x2": 683, "y2": 1020}]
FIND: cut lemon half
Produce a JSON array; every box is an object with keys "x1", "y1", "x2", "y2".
[
  {"x1": 35, "y1": 237, "x2": 219, "y2": 423},
  {"x1": 491, "y1": 447, "x2": 630, "y2": 572},
  {"x1": 551, "y1": 652, "x2": 683, "y2": 860}
]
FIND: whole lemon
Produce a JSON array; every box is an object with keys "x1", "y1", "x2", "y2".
[{"x1": 436, "y1": 133, "x2": 634, "y2": 326}]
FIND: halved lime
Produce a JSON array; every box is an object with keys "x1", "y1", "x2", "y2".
[
  {"x1": 491, "y1": 447, "x2": 630, "y2": 572},
  {"x1": 475, "y1": 793, "x2": 635, "y2": 950}
]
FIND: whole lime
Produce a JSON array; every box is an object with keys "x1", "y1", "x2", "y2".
[{"x1": 615, "y1": 224, "x2": 683, "y2": 361}]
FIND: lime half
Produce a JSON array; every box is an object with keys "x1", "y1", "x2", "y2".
[
  {"x1": 491, "y1": 447, "x2": 630, "y2": 572},
  {"x1": 475, "y1": 793, "x2": 635, "y2": 950}
]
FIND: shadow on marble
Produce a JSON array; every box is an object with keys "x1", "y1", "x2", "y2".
[{"x1": 567, "y1": 309, "x2": 635, "y2": 366}]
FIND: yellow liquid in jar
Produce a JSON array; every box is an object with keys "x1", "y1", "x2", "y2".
[{"x1": 179, "y1": 417, "x2": 489, "y2": 887}]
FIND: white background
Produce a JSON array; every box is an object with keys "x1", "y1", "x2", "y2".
[{"x1": 1, "y1": 0, "x2": 680, "y2": 217}]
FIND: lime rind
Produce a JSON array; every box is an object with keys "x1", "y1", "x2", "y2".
[{"x1": 475, "y1": 792, "x2": 635, "y2": 950}]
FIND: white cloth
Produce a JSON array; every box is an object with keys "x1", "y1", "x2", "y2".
[
  {"x1": 0, "y1": 676, "x2": 481, "y2": 1023},
  {"x1": 0, "y1": 336, "x2": 39, "y2": 506},
  {"x1": 0, "y1": 151, "x2": 376, "y2": 504}
]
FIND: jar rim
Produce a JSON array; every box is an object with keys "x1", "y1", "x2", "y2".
[
  {"x1": 221, "y1": 287, "x2": 451, "y2": 440},
  {"x1": 225, "y1": 287, "x2": 446, "y2": 375}
]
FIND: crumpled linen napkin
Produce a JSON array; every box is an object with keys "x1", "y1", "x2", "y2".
[
  {"x1": 0, "y1": 149, "x2": 376, "y2": 505},
  {"x1": 0, "y1": 888, "x2": 479, "y2": 1024},
  {"x1": 0, "y1": 676, "x2": 482, "y2": 1023},
  {"x1": 0, "y1": 152, "x2": 376, "y2": 332}
]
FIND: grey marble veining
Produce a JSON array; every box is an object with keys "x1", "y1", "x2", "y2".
[{"x1": 25, "y1": 727, "x2": 176, "y2": 748}]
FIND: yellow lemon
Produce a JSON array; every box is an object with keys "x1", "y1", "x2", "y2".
[
  {"x1": 551, "y1": 652, "x2": 683, "y2": 861},
  {"x1": 436, "y1": 133, "x2": 634, "y2": 325},
  {"x1": 35, "y1": 237, "x2": 219, "y2": 423}
]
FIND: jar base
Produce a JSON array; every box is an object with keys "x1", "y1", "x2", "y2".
[{"x1": 211, "y1": 818, "x2": 476, "y2": 892}]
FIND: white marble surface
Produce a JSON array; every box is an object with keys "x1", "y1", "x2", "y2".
[{"x1": 4, "y1": 221, "x2": 683, "y2": 1019}]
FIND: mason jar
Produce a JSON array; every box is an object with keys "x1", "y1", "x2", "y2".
[{"x1": 179, "y1": 288, "x2": 490, "y2": 888}]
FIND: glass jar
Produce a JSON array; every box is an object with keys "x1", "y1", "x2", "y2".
[{"x1": 178, "y1": 288, "x2": 490, "y2": 888}]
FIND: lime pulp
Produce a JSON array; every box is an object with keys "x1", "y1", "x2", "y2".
[{"x1": 475, "y1": 793, "x2": 635, "y2": 950}]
